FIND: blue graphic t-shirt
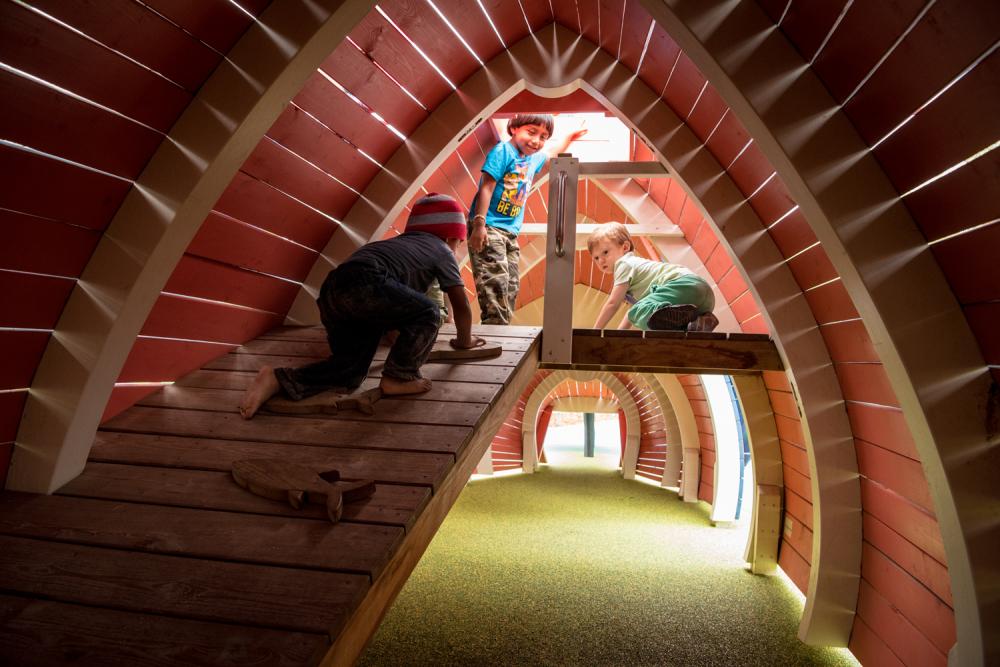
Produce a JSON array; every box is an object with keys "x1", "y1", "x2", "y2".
[{"x1": 471, "y1": 141, "x2": 548, "y2": 235}]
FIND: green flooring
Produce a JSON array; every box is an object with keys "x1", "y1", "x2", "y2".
[{"x1": 360, "y1": 458, "x2": 858, "y2": 666}]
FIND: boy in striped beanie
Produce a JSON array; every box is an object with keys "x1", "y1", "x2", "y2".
[{"x1": 240, "y1": 193, "x2": 484, "y2": 418}]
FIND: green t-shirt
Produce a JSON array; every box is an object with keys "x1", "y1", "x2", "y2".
[{"x1": 613, "y1": 252, "x2": 694, "y2": 304}]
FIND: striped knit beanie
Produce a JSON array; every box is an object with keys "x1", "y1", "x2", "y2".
[{"x1": 406, "y1": 193, "x2": 467, "y2": 241}]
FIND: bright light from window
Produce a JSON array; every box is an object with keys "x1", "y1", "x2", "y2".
[{"x1": 489, "y1": 113, "x2": 629, "y2": 162}]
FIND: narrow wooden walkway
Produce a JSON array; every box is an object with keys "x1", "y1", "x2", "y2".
[{"x1": 0, "y1": 324, "x2": 541, "y2": 667}]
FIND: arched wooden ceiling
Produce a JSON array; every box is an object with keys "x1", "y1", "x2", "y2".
[{"x1": 1, "y1": 1, "x2": 996, "y2": 664}]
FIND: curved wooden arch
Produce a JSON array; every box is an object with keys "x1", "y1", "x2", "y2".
[
  {"x1": 641, "y1": 2, "x2": 992, "y2": 659},
  {"x1": 294, "y1": 24, "x2": 857, "y2": 644},
  {"x1": 520, "y1": 370, "x2": 641, "y2": 476},
  {"x1": 10, "y1": 0, "x2": 376, "y2": 494}
]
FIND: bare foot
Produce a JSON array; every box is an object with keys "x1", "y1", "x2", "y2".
[
  {"x1": 240, "y1": 366, "x2": 280, "y2": 419},
  {"x1": 379, "y1": 376, "x2": 432, "y2": 396}
]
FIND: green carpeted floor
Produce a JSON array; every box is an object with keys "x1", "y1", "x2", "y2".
[{"x1": 360, "y1": 457, "x2": 858, "y2": 666}]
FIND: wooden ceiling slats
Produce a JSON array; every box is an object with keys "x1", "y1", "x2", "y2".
[
  {"x1": 747, "y1": 177, "x2": 796, "y2": 227},
  {"x1": 702, "y1": 111, "x2": 751, "y2": 172},
  {"x1": 470, "y1": 0, "x2": 528, "y2": 49},
  {"x1": 214, "y1": 172, "x2": 336, "y2": 251},
  {"x1": 241, "y1": 138, "x2": 356, "y2": 220},
  {"x1": 27, "y1": 0, "x2": 222, "y2": 93},
  {"x1": 819, "y1": 320, "x2": 879, "y2": 365},
  {"x1": 776, "y1": 0, "x2": 851, "y2": 64},
  {"x1": 617, "y1": 2, "x2": 651, "y2": 73},
  {"x1": 833, "y1": 363, "x2": 901, "y2": 411},
  {"x1": 116, "y1": 339, "x2": 236, "y2": 386},
  {"x1": 426, "y1": 0, "x2": 508, "y2": 66},
  {"x1": 292, "y1": 75, "x2": 399, "y2": 166},
  {"x1": 597, "y1": 0, "x2": 627, "y2": 56},
  {"x1": 0, "y1": 393, "x2": 27, "y2": 444},
  {"x1": 519, "y1": 0, "x2": 555, "y2": 32},
  {"x1": 725, "y1": 140, "x2": 774, "y2": 198},
  {"x1": 0, "y1": 144, "x2": 131, "y2": 231},
  {"x1": 685, "y1": 84, "x2": 728, "y2": 144},
  {"x1": 140, "y1": 0, "x2": 262, "y2": 55},
  {"x1": 0, "y1": 593, "x2": 329, "y2": 667},
  {"x1": 932, "y1": 225, "x2": 1000, "y2": 305},
  {"x1": 661, "y1": 52, "x2": 706, "y2": 121},
  {"x1": 379, "y1": 0, "x2": 485, "y2": 88},
  {"x1": 767, "y1": 208, "x2": 819, "y2": 259},
  {"x1": 90, "y1": 430, "x2": 453, "y2": 490},
  {"x1": 0, "y1": 70, "x2": 162, "y2": 181},
  {"x1": 802, "y1": 279, "x2": 859, "y2": 326},
  {"x1": 874, "y1": 49, "x2": 999, "y2": 195},
  {"x1": 861, "y1": 475, "x2": 946, "y2": 565},
  {"x1": 729, "y1": 289, "x2": 761, "y2": 325},
  {"x1": 438, "y1": 152, "x2": 477, "y2": 204},
  {"x1": 0, "y1": 211, "x2": 101, "y2": 278},
  {"x1": 842, "y1": 1, "x2": 1000, "y2": 146},
  {"x1": 811, "y1": 0, "x2": 928, "y2": 105},
  {"x1": 903, "y1": 152, "x2": 999, "y2": 242},
  {"x1": 0, "y1": 533, "x2": 366, "y2": 635},
  {"x1": 574, "y1": 0, "x2": 601, "y2": 46},
  {"x1": 320, "y1": 42, "x2": 427, "y2": 137},
  {"x1": 550, "y1": 0, "x2": 582, "y2": 34},
  {"x1": 0, "y1": 331, "x2": 54, "y2": 390},
  {"x1": 646, "y1": 177, "x2": 670, "y2": 211},
  {"x1": 139, "y1": 294, "x2": 283, "y2": 345},
  {"x1": 267, "y1": 105, "x2": 381, "y2": 193},
  {"x1": 0, "y1": 2, "x2": 191, "y2": 133},
  {"x1": 187, "y1": 212, "x2": 317, "y2": 282},
  {"x1": 966, "y1": 304, "x2": 999, "y2": 367},
  {"x1": 863, "y1": 511, "x2": 953, "y2": 606},
  {"x1": 421, "y1": 166, "x2": 465, "y2": 205},
  {"x1": 0, "y1": 271, "x2": 74, "y2": 330},
  {"x1": 348, "y1": 11, "x2": 452, "y2": 112},
  {"x1": 636, "y1": 25, "x2": 681, "y2": 98},
  {"x1": 704, "y1": 245, "x2": 733, "y2": 283},
  {"x1": 164, "y1": 256, "x2": 300, "y2": 315},
  {"x1": 786, "y1": 243, "x2": 838, "y2": 291},
  {"x1": 676, "y1": 199, "x2": 704, "y2": 238}
]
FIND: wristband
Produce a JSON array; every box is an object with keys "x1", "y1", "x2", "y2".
[{"x1": 472, "y1": 214, "x2": 487, "y2": 223}]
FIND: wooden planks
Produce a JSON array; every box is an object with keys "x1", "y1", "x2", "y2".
[{"x1": 552, "y1": 329, "x2": 782, "y2": 373}]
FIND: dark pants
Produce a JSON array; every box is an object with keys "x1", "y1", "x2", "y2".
[{"x1": 275, "y1": 264, "x2": 440, "y2": 400}]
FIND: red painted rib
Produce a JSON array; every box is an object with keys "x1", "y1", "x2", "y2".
[
  {"x1": 0, "y1": 144, "x2": 131, "y2": 231},
  {"x1": 0, "y1": 69, "x2": 162, "y2": 180},
  {"x1": 0, "y1": 271, "x2": 75, "y2": 330},
  {"x1": 0, "y1": 210, "x2": 101, "y2": 278},
  {"x1": 0, "y1": 2, "x2": 190, "y2": 132},
  {"x1": 28, "y1": 0, "x2": 222, "y2": 92}
]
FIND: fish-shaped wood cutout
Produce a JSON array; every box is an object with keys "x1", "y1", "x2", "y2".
[{"x1": 231, "y1": 459, "x2": 375, "y2": 524}]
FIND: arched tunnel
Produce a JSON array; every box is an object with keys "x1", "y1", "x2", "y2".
[{"x1": 1, "y1": 1, "x2": 997, "y2": 665}]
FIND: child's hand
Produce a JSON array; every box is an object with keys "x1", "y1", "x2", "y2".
[
  {"x1": 469, "y1": 224, "x2": 487, "y2": 252},
  {"x1": 450, "y1": 336, "x2": 486, "y2": 350},
  {"x1": 569, "y1": 128, "x2": 588, "y2": 142}
]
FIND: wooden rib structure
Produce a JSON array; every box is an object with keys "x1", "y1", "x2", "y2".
[{"x1": 0, "y1": 324, "x2": 540, "y2": 667}]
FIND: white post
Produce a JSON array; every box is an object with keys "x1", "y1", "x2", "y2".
[{"x1": 541, "y1": 154, "x2": 579, "y2": 365}]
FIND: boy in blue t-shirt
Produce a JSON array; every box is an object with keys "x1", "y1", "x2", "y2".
[{"x1": 468, "y1": 113, "x2": 587, "y2": 324}]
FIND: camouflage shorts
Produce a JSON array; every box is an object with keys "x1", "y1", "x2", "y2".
[{"x1": 469, "y1": 225, "x2": 520, "y2": 325}]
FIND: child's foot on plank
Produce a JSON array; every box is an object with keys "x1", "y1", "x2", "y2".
[
  {"x1": 647, "y1": 303, "x2": 698, "y2": 330},
  {"x1": 240, "y1": 366, "x2": 280, "y2": 419},
  {"x1": 687, "y1": 312, "x2": 720, "y2": 332},
  {"x1": 380, "y1": 376, "x2": 433, "y2": 396}
]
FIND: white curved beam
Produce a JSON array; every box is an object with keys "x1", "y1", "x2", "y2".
[
  {"x1": 653, "y1": 373, "x2": 700, "y2": 496},
  {"x1": 10, "y1": 0, "x2": 376, "y2": 493},
  {"x1": 644, "y1": 1, "x2": 994, "y2": 659}
]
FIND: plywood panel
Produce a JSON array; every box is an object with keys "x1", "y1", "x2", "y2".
[
  {"x1": 857, "y1": 439, "x2": 935, "y2": 513},
  {"x1": 140, "y1": 293, "x2": 283, "y2": 344},
  {"x1": 778, "y1": 0, "x2": 850, "y2": 63},
  {"x1": 861, "y1": 478, "x2": 946, "y2": 565},
  {"x1": 856, "y1": 579, "x2": 947, "y2": 667},
  {"x1": 846, "y1": 401, "x2": 919, "y2": 461},
  {"x1": 904, "y1": 150, "x2": 999, "y2": 241},
  {"x1": 818, "y1": 319, "x2": 878, "y2": 363},
  {"x1": 963, "y1": 302, "x2": 1000, "y2": 366},
  {"x1": 27, "y1": 0, "x2": 221, "y2": 92},
  {"x1": 778, "y1": 540, "x2": 810, "y2": 593},
  {"x1": 849, "y1": 615, "x2": 906, "y2": 667},
  {"x1": 0, "y1": 144, "x2": 131, "y2": 230},
  {"x1": 727, "y1": 140, "x2": 773, "y2": 197},
  {"x1": 165, "y1": 256, "x2": 300, "y2": 315},
  {"x1": 380, "y1": 0, "x2": 485, "y2": 87},
  {"x1": 0, "y1": 1, "x2": 190, "y2": 132},
  {"x1": 662, "y1": 52, "x2": 706, "y2": 120},
  {"x1": 704, "y1": 110, "x2": 751, "y2": 170},
  {"x1": 685, "y1": 84, "x2": 728, "y2": 144},
  {"x1": 786, "y1": 243, "x2": 837, "y2": 291},
  {"x1": 803, "y1": 279, "x2": 859, "y2": 324},
  {"x1": 141, "y1": 0, "x2": 261, "y2": 54},
  {"x1": 931, "y1": 223, "x2": 1000, "y2": 305},
  {"x1": 747, "y1": 176, "x2": 795, "y2": 227},
  {"x1": 0, "y1": 271, "x2": 74, "y2": 330},
  {"x1": 0, "y1": 69, "x2": 162, "y2": 179},
  {"x1": 833, "y1": 363, "x2": 900, "y2": 407},
  {"x1": 637, "y1": 23, "x2": 681, "y2": 96},
  {"x1": 864, "y1": 513, "x2": 953, "y2": 607},
  {"x1": 617, "y1": 0, "x2": 652, "y2": 73}
]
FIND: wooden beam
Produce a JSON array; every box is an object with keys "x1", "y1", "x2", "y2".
[
  {"x1": 540, "y1": 329, "x2": 782, "y2": 374},
  {"x1": 519, "y1": 222, "x2": 684, "y2": 240},
  {"x1": 578, "y1": 161, "x2": 669, "y2": 178}
]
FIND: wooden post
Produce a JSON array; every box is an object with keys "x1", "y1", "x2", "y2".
[
  {"x1": 541, "y1": 154, "x2": 579, "y2": 365},
  {"x1": 583, "y1": 413, "x2": 595, "y2": 457}
]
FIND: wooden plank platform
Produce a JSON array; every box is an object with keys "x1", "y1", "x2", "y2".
[
  {"x1": 0, "y1": 325, "x2": 541, "y2": 667},
  {"x1": 539, "y1": 328, "x2": 783, "y2": 374}
]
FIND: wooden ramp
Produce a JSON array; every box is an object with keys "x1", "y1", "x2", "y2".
[{"x1": 0, "y1": 324, "x2": 540, "y2": 667}]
